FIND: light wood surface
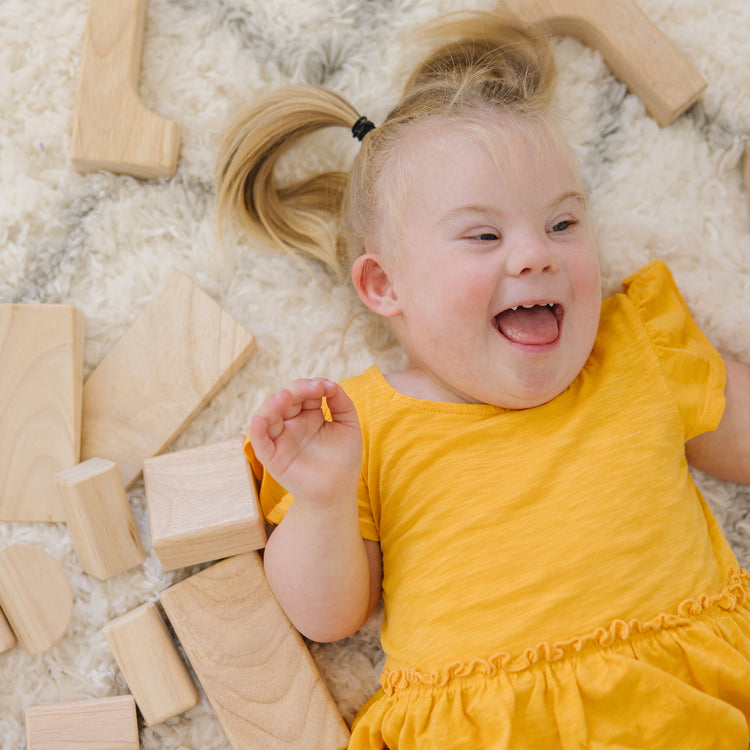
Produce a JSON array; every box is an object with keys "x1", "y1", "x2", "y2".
[
  {"x1": 509, "y1": 0, "x2": 707, "y2": 126},
  {"x1": 25, "y1": 695, "x2": 139, "y2": 750},
  {"x1": 0, "y1": 304, "x2": 85, "y2": 522},
  {"x1": 144, "y1": 436, "x2": 266, "y2": 571},
  {"x1": 103, "y1": 602, "x2": 199, "y2": 726},
  {"x1": 160, "y1": 553, "x2": 350, "y2": 750},
  {"x1": 0, "y1": 608, "x2": 17, "y2": 653},
  {"x1": 0, "y1": 545, "x2": 73, "y2": 655},
  {"x1": 70, "y1": 0, "x2": 180, "y2": 178},
  {"x1": 81, "y1": 271, "x2": 256, "y2": 488},
  {"x1": 55, "y1": 458, "x2": 145, "y2": 580}
]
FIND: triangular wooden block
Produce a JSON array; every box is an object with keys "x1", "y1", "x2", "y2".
[{"x1": 81, "y1": 271, "x2": 256, "y2": 488}]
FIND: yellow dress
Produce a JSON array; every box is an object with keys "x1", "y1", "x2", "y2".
[{"x1": 249, "y1": 261, "x2": 750, "y2": 749}]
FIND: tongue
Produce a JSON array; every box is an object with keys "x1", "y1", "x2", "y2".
[{"x1": 495, "y1": 306, "x2": 559, "y2": 345}]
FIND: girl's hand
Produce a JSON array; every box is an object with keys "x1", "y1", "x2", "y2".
[{"x1": 249, "y1": 378, "x2": 363, "y2": 507}]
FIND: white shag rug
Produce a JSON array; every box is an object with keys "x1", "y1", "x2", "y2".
[{"x1": 2, "y1": 0, "x2": 750, "y2": 747}]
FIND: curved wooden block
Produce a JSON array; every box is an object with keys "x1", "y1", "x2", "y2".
[
  {"x1": 0, "y1": 608, "x2": 17, "y2": 653},
  {"x1": 70, "y1": 0, "x2": 180, "y2": 178},
  {"x1": 509, "y1": 0, "x2": 707, "y2": 126},
  {"x1": 0, "y1": 545, "x2": 73, "y2": 655}
]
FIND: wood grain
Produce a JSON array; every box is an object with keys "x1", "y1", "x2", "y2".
[
  {"x1": 56, "y1": 458, "x2": 145, "y2": 580},
  {"x1": 144, "y1": 436, "x2": 266, "y2": 571},
  {"x1": 25, "y1": 695, "x2": 139, "y2": 750},
  {"x1": 70, "y1": 0, "x2": 180, "y2": 178},
  {"x1": 103, "y1": 602, "x2": 198, "y2": 726},
  {"x1": 0, "y1": 545, "x2": 73, "y2": 655},
  {"x1": 81, "y1": 271, "x2": 255, "y2": 488},
  {"x1": 0, "y1": 608, "x2": 17, "y2": 653},
  {"x1": 0, "y1": 304, "x2": 85, "y2": 522},
  {"x1": 509, "y1": 0, "x2": 706, "y2": 126},
  {"x1": 160, "y1": 553, "x2": 350, "y2": 750}
]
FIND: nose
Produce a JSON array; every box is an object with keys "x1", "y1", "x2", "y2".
[{"x1": 505, "y1": 232, "x2": 557, "y2": 276}]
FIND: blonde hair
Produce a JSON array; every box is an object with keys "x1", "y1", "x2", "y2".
[{"x1": 216, "y1": 12, "x2": 558, "y2": 276}]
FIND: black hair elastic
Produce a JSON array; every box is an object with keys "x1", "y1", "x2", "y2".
[{"x1": 351, "y1": 115, "x2": 376, "y2": 141}]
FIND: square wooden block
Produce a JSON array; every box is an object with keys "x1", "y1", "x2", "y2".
[{"x1": 144, "y1": 436, "x2": 266, "y2": 571}]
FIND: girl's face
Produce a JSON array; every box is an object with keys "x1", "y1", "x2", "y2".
[{"x1": 355, "y1": 113, "x2": 602, "y2": 409}]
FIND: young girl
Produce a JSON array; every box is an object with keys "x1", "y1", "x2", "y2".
[{"x1": 216, "y1": 13, "x2": 750, "y2": 749}]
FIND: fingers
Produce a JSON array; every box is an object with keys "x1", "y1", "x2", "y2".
[
  {"x1": 250, "y1": 378, "x2": 340, "y2": 448},
  {"x1": 324, "y1": 381, "x2": 359, "y2": 428}
]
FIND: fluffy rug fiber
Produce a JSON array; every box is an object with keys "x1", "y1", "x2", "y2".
[{"x1": 2, "y1": 0, "x2": 750, "y2": 747}]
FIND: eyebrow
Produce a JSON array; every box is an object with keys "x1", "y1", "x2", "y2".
[
  {"x1": 437, "y1": 191, "x2": 587, "y2": 226},
  {"x1": 551, "y1": 191, "x2": 587, "y2": 209}
]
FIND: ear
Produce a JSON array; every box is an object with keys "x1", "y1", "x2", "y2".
[{"x1": 351, "y1": 253, "x2": 402, "y2": 318}]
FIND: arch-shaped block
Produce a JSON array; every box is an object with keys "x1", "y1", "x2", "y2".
[
  {"x1": 70, "y1": 0, "x2": 180, "y2": 178},
  {"x1": 509, "y1": 0, "x2": 707, "y2": 126}
]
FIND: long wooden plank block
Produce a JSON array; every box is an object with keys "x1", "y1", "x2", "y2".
[
  {"x1": 81, "y1": 271, "x2": 255, "y2": 488},
  {"x1": 160, "y1": 553, "x2": 350, "y2": 750},
  {"x1": 0, "y1": 304, "x2": 85, "y2": 522}
]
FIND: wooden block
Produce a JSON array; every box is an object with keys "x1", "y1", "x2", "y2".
[
  {"x1": 144, "y1": 436, "x2": 266, "y2": 571},
  {"x1": 55, "y1": 458, "x2": 145, "y2": 580},
  {"x1": 103, "y1": 602, "x2": 199, "y2": 725},
  {"x1": 81, "y1": 271, "x2": 256, "y2": 488},
  {"x1": 0, "y1": 304, "x2": 85, "y2": 522},
  {"x1": 70, "y1": 0, "x2": 180, "y2": 178},
  {"x1": 25, "y1": 695, "x2": 139, "y2": 750},
  {"x1": 0, "y1": 607, "x2": 17, "y2": 653},
  {"x1": 509, "y1": 0, "x2": 707, "y2": 126},
  {"x1": 0, "y1": 545, "x2": 73, "y2": 655},
  {"x1": 160, "y1": 553, "x2": 350, "y2": 750}
]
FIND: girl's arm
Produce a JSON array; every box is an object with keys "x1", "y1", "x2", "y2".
[
  {"x1": 250, "y1": 379, "x2": 381, "y2": 642},
  {"x1": 685, "y1": 359, "x2": 750, "y2": 485}
]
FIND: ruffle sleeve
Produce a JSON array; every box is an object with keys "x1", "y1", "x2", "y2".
[{"x1": 622, "y1": 260, "x2": 727, "y2": 442}]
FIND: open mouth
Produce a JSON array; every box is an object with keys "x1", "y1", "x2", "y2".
[{"x1": 493, "y1": 303, "x2": 563, "y2": 346}]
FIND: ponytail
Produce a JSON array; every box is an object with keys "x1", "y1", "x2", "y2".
[
  {"x1": 216, "y1": 85, "x2": 361, "y2": 274},
  {"x1": 216, "y1": 12, "x2": 559, "y2": 277}
]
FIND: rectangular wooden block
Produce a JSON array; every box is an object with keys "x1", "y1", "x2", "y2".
[
  {"x1": 81, "y1": 271, "x2": 255, "y2": 488},
  {"x1": 103, "y1": 602, "x2": 199, "y2": 725},
  {"x1": 0, "y1": 304, "x2": 85, "y2": 521},
  {"x1": 56, "y1": 458, "x2": 145, "y2": 580},
  {"x1": 160, "y1": 553, "x2": 350, "y2": 750},
  {"x1": 25, "y1": 695, "x2": 139, "y2": 750},
  {"x1": 144, "y1": 436, "x2": 266, "y2": 571}
]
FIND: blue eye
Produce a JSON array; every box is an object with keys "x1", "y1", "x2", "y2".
[{"x1": 475, "y1": 232, "x2": 499, "y2": 241}]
